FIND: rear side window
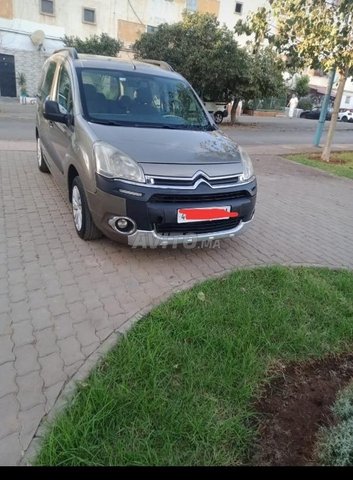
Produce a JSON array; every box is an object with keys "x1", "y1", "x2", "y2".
[
  {"x1": 57, "y1": 66, "x2": 73, "y2": 115},
  {"x1": 39, "y1": 61, "x2": 56, "y2": 101}
]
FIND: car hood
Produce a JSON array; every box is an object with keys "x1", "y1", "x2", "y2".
[{"x1": 88, "y1": 124, "x2": 243, "y2": 174}]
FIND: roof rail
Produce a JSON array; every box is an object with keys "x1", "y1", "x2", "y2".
[
  {"x1": 53, "y1": 47, "x2": 79, "y2": 59},
  {"x1": 136, "y1": 58, "x2": 174, "y2": 71}
]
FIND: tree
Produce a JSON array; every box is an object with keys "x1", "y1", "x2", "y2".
[
  {"x1": 237, "y1": 0, "x2": 353, "y2": 161},
  {"x1": 63, "y1": 33, "x2": 122, "y2": 57},
  {"x1": 234, "y1": 7, "x2": 274, "y2": 54},
  {"x1": 134, "y1": 12, "x2": 247, "y2": 104},
  {"x1": 295, "y1": 75, "x2": 310, "y2": 98},
  {"x1": 134, "y1": 12, "x2": 285, "y2": 124}
]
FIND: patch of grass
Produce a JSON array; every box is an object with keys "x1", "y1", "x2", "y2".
[
  {"x1": 34, "y1": 267, "x2": 353, "y2": 466},
  {"x1": 316, "y1": 382, "x2": 353, "y2": 466},
  {"x1": 287, "y1": 151, "x2": 353, "y2": 179}
]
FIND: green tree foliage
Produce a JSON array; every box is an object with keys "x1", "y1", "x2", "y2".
[
  {"x1": 133, "y1": 11, "x2": 285, "y2": 123},
  {"x1": 273, "y1": 0, "x2": 353, "y2": 161},
  {"x1": 295, "y1": 74, "x2": 310, "y2": 98},
  {"x1": 234, "y1": 7, "x2": 274, "y2": 54},
  {"x1": 63, "y1": 33, "x2": 122, "y2": 57},
  {"x1": 237, "y1": 0, "x2": 353, "y2": 161}
]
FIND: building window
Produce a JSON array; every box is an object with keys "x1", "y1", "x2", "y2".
[
  {"x1": 40, "y1": 0, "x2": 54, "y2": 15},
  {"x1": 186, "y1": 0, "x2": 197, "y2": 12},
  {"x1": 345, "y1": 96, "x2": 351, "y2": 105},
  {"x1": 146, "y1": 25, "x2": 157, "y2": 33},
  {"x1": 83, "y1": 8, "x2": 96, "y2": 24},
  {"x1": 235, "y1": 2, "x2": 243, "y2": 14}
]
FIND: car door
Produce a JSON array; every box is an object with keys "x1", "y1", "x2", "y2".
[
  {"x1": 37, "y1": 59, "x2": 59, "y2": 167},
  {"x1": 48, "y1": 62, "x2": 75, "y2": 184}
]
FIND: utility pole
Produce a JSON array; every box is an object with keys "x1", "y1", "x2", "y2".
[{"x1": 313, "y1": 69, "x2": 336, "y2": 147}]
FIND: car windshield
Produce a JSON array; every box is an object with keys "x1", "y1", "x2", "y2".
[{"x1": 77, "y1": 67, "x2": 213, "y2": 130}]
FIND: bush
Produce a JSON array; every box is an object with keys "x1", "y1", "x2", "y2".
[
  {"x1": 62, "y1": 33, "x2": 122, "y2": 57},
  {"x1": 298, "y1": 96, "x2": 313, "y2": 111},
  {"x1": 316, "y1": 382, "x2": 353, "y2": 466}
]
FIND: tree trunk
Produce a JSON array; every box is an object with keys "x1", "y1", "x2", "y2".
[
  {"x1": 230, "y1": 98, "x2": 239, "y2": 125},
  {"x1": 321, "y1": 69, "x2": 348, "y2": 162}
]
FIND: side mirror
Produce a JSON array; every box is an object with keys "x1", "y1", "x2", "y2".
[{"x1": 43, "y1": 100, "x2": 70, "y2": 125}]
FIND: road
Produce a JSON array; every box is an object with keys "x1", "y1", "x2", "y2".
[{"x1": 0, "y1": 100, "x2": 352, "y2": 146}]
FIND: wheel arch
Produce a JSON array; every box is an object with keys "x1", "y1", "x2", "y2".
[{"x1": 68, "y1": 165, "x2": 79, "y2": 203}]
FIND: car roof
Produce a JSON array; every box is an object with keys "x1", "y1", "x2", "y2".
[{"x1": 51, "y1": 50, "x2": 184, "y2": 80}]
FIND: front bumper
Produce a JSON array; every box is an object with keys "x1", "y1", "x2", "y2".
[
  {"x1": 91, "y1": 174, "x2": 257, "y2": 246},
  {"x1": 127, "y1": 216, "x2": 254, "y2": 247}
]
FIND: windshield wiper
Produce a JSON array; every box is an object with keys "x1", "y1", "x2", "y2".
[{"x1": 89, "y1": 119, "x2": 126, "y2": 126}]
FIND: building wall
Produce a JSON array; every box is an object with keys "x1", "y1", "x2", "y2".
[
  {"x1": 218, "y1": 0, "x2": 269, "y2": 45},
  {"x1": 0, "y1": 0, "x2": 269, "y2": 97},
  {"x1": 0, "y1": 46, "x2": 49, "y2": 96}
]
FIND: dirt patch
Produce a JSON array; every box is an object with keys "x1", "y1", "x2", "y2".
[
  {"x1": 250, "y1": 353, "x2": 353, "y2": 466},
  {"x1": 308, "y1": 154, "x2": 347, "y2": 164}
]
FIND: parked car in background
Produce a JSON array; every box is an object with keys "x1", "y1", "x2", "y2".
[
  {"x1": 36, "y1": 48, "x2": 257, "y2": 247},
  {"x1": 204, "y1": 101, "x2": 229, "y2": 124},
  {"x1": 338, "y1": 110, "x2": 353, "y2": 122},
  {"x1": 300, "y1": 106, "x2": 332, "y2": 120}
]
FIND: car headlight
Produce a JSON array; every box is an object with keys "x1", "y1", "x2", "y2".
[
  {"x1": 94, "y1": 142, "x2": 145, "y2": 183},
  {"x1": 238, "y1": 146, "x2": 255, "y2": 183}
]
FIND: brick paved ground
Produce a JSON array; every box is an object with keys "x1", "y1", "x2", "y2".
[{"x1": 0, "y1": 149, "x2": 352, "y2": 465}]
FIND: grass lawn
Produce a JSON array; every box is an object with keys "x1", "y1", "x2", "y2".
[
  {"x1": 287, "y1": 151, "x2": 353, "y2": 179},
  {"x1": 35, "y1": 267, "x2": 353, "y2": 466}
]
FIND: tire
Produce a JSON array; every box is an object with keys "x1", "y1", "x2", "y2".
[
  {"x1": 342, "y1": 116, "x2": 348, "y2": 122},
  {"x1": 214, "y1": 111, "x2": 224, "y2": 124},
  {"x1": 37, "y1": 136, "x2": 50, "y2": 173},
  {"x1": 71, "y1": 176, "x2": 102, "y2": 240},
  {"x1": 300, "y1": 113, "x2": 307, "y2": 119}
]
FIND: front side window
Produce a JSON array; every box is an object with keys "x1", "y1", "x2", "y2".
[
  {"x1": 39, "y1": 61, "x2": 56, "y2": 100},
  {"x1": 77, "y1": 67, "x2": 212, "y2": 130},
  {"x1": 57, "y1": 66, "x2": 73, "y2": 115},
  {"x1": 41, "y1": 0, "x2": 54, "y2": 15},
  {"x1": 83, "y1": 8, "x2": 96, "y2": 24}
]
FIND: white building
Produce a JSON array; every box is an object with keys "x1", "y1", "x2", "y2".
[{"x1": 1, "y1": 0, "x2": 271, "y2": 97}]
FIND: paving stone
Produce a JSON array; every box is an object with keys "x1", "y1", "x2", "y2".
[
  {"x1": 0, "y1": 313, "x2": 12, "y2": 336},
  {"x1": 74, "y1": 321, "x2": 99, "y2": 347},
  {"x1": 31, "y1": 307, "x2": 52, "y2": 331},
  {"x1": 34, "y1": 327, "x2": 59, "y2": 357},
  {"x1": 0, "y1": 335, "x2": 15, "y2": 365},
  {"x1": 0, "y1": 433, "x2": 23, "y2": 466},
  {"x1": 0, "y1": 362, "x2": 17, "y2": 398},
  {"x1": 12, "y1": 321, "x2": 34, "y2": 347},
  {"x1": 53, "y1": 313, "x2": 75, "y2": 340},
  {"x1": 14, "y1": 344, "x2": 39, "y2": 376},
  {"x1": 0, "y1": 394, "x2": 19, "y2": 439},
  {"x1": 39, "y1": 352, "x2": 66, "y2": 388},
  {"x1": 58, "y1": 336, "x2": 84, "y2": 366},
  {"x1": 16, "y1": 371, "x2": 45, "y2": 411},
  {"x1": 19, "y1": 404, "x2": 46, "y2": 451}
]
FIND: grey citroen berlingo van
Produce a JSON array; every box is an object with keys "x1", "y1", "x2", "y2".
[{"x1": 36, "y1": 48, "x2": 256, "y2": 247}]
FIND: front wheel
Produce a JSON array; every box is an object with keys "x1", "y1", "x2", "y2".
[
  {"x1": 71, "y1": 176, "x2": 102, "y2": 240},
  {"x1": 341, "y1": 116, "x2": 348, "y2": 122},
  {"x1": 37, "y1": 137, "x2": 50, "y2": 173},
  {"x1": 214, "y1": 111, "x2": 224, "y2": 124}
]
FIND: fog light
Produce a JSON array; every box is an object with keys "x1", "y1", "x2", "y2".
[
  {"x1": 117, "y1": 218, "x2": 128, "y2": 229},
  {"x1": 108, "y1": 216, "x2": 137, "y2": 235}
]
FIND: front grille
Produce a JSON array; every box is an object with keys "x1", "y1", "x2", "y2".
[
  {"x1": 155, "y1": 218, "x2": 240, "y2": 235},
  {"x1": 152, "y1": 175, "x2": 239, "y2": 187},
  {"x1": 151, "y1": 191, "x2": 249, "y2": 203}
]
